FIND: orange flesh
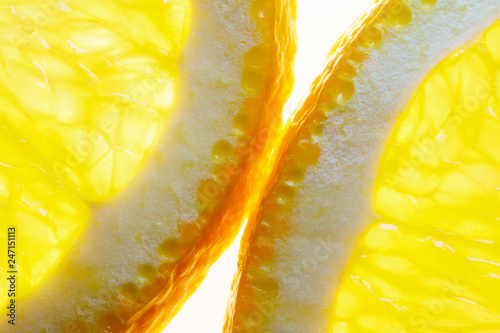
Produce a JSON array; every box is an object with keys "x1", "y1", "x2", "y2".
[
  {"x1": 331, "y1": 17, "x2": 500, "y2": 332},
  {"x1": 0, "y1": 0, "x2": 188, "y2": 308}
]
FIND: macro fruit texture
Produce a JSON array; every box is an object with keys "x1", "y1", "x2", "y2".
[
  {"x1": 225, "y1": 0, "x2": 500, "y2": 332},
  {"x1": 0, "y1": 0, "x2": 296, "y2": 332}
]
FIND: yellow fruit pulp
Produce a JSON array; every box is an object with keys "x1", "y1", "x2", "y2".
[
  {"x1": 0, "y1": 0, "x2": 187, "y2": 308},
  {"x1": 332, "y1": 18, "x2": 500, "y2": 332}
]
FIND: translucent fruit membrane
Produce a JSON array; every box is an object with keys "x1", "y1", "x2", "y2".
[
  {"x1": 332, "y1": 19, "x2": 500, "y2": 332},
  {"x1": 0, "y1": 0, "x2": 187, "y2": 306}
]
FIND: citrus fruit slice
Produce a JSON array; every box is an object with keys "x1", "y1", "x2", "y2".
[
  {"x1": 0, "y1": 0, "x2": 296, "y2": 332},
  {"x1": 224, "y1": 0, "x2": 500, "y2": 332}
]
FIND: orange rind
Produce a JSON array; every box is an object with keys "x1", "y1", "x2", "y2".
[{"x1": 225, "y1": 1, "x2": 500, "y2": 332}]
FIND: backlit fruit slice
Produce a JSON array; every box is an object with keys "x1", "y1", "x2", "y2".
[
  {"x1": 0, "y1": 0, "x2": 188, "y2": 309},
  {"x1": 225, "y1": 1, "x2": 500, "y2": 332},
  {"x1": 0, "y1": 0, "x2": 296, "y2": 332}
]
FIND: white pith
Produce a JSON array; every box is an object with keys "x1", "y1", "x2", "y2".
[
  {"x1": 10, "y1": 1, "x2": 259, "y2": 331},
  {"x1": 258, "y1": 1, "x2": 500, "y2": 332}
]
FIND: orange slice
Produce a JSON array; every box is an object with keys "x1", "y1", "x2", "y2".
[
  {"x1": 225, "y1": 0, "x2": 500, "y2": 332},
  {"x1": 0, "y1": 0, "x2": 296, "y2": 332}
]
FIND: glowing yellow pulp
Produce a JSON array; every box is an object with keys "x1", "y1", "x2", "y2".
[
  {"x1": 332, "y1": 19, "x2": 500, "y2": 332},
  {"x1": 0, "y1": 0, "x2": 187, "y2": 307}
]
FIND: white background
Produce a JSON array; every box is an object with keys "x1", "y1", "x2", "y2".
[{"x1": 163, "y1": 1, "x2": 373, "y2": 332}]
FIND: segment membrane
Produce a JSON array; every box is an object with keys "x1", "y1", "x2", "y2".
[
  {"x1": 0, "y1": 0, "x2": 187, "y2": 200},
  {"x1": 0, "y1": 126, "x2": 89, "y2": 305}
]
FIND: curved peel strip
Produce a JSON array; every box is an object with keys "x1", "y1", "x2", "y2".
[{"x1": 123, "y1": 1, "x2": 297, "y2": 331}]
